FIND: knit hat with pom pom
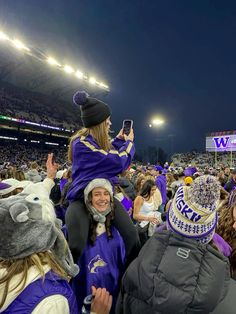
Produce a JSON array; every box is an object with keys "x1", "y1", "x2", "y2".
[
  {"x1": 73, "y1": 90, "x2": 111, "y2": 127},
  {"x1": 167, "y1": 175, "x2": 221, "y2": 244}
]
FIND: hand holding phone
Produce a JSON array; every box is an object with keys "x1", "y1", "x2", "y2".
[
  {"x1": 124, "y1": 128, "x2": 134, "y2": 142},
  {"x1": 122, "y1": 119, "x2": 133, "y2": 136}
]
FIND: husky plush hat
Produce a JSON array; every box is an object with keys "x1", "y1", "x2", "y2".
[{"x1": 0, "y1": 191, "x2": 79, "y2": 277}]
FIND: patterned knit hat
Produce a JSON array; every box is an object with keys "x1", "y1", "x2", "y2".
[
  {"x1": 73, "y1": 91, "x2": 111, "y2": 127},
  {"x1": 167, "y1": 175, "x2": 221, "y2": 244}
]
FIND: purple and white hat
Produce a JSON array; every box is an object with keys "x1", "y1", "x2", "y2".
[
  {"x1": 0, "y1": 182, "x2": 15, "y2": 196},
  {"x1": 167, "y1": 175, "x2": 221, "y2": 244}
]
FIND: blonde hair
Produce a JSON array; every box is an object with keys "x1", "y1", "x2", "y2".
[
  {"x1": 30, "y1": 161, "x2": 39, "y2": 170},
  {"x1": 68, "y1": 120, "x2": 111, "y2": 162},
  {"x1": 0, "y1": 251, "x2": 69, "y2": 309}
]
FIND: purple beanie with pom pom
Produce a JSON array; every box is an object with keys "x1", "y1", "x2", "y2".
[{"x1": 73, "y1": 90, "x2": 111, "y2": 127}]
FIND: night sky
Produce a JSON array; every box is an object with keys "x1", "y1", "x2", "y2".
[{"x1": 1, "y1": 0, "x2": 236, "y2": 155}]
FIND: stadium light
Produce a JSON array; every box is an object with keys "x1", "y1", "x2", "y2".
[
  {"x1": 152, "y1": 119, "x2": 165, "y2": 126},
  {"x1": 0, "y1": 27, "x2": 110, "y2": 90},
  {"x1": 149, "y1": 117, "x2": 165, "y2": 128},
  {"x1": 99, "y1": 82, "x2": 109, "y2": 90},
  {"x1": 47, "y1": 57, "x2": 61, "y2": 67},
  {"x1": 75, "y1": 70, "x2": 84, "y2": 79},
  {"x1": 45, "y1": 142, "x2": 59, "y2": 146},
  {"x1": 89, "y1": 77, "x2": 97, "y2": 85},
  {"x1": 30, "y1": 140, "x2": 40, "y2": 143},
  {"x1": 64, "y1": 65, "x2": 74, "y2": 74},
  {"x1": 12, "y1": 39, "x2": 30, "y2": 51},
  {"x1": 0, "y1": 136, "x2": 18, "y2": 140},
  {"x1": 0, "y1": 31, "x2": 9, "y2": 41}
]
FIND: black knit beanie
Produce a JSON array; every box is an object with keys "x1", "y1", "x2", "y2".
[{"x1": 73, "y1": 91, "x2": 111, "y2": 127}]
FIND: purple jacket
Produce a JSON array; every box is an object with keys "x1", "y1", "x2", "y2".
[
  {"x1": 155, "y1": 174, "x2": 167, "y2": 204},
  {"x1": 72, "y1": 226, "x2": 126, "y2": 312},
  {"x1": 3, "y1": 271, "x2": 78, "y2": 314},
  {"x1": 67, "y1": 135, "x2": 135, "y2": 201}
]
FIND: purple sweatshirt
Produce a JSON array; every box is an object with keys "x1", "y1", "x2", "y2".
[
  {"x1": 72, "y1": 226, "x2": 126, "y2": 312},
  {"x1": 67, "y1": 135, "x2": 135, "y2": 201},
  {"x1": 155, "y1": 174, "x2": 167, "y2": 204}
]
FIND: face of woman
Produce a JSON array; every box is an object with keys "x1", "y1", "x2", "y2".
[
  {"x1": 106, "y1": 117, "x2": 112, "y2": 133},
  {"x1": 233, "y1": 207, "x2": 236, "y2": 231},
  {"x1": 91, "y1": 187, "x2": 111, "y2": 213}
]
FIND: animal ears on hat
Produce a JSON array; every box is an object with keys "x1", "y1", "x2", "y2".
[
  {"x1": 9, "y1": 203, "x2": 29, "y2": 222},
  {"x1": 73, "y1": 90, "x2": 89, "y2": 107}
]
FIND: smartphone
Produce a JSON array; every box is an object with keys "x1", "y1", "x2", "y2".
[{"x1": 122, "y1": 119, "x2": 133, "y2": 136}]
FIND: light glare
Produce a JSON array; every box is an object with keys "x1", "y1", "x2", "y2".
[
  {"x1": 152, "y1": 119, "x2": 164, "y2": 126},
  {"x1": 89, "y1": 77, "x2": 96, "y2": 85},
  {"x1": 99, "y1": 82, "x2": 109, "y2": 89},
  {"x1": 64, "y1": 65, "x2": 74, "y2": 74},
  {"x1": 0, "y1": 31, "x2": 9, "y2": 41},
  {"x1": 0, "y1": 28, "x2": 109, "y2": 89},
  {"x1": 75, "y1": 70, "x2": 83, "y2": 79},
  {"x1": 47, "y1": 57, "x2": 61, "y2": 66},
  {"x1": 12, "y1": 39, "x2": 30, "y2": 51}
]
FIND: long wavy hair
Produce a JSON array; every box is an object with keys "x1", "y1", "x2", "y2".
[
  {"x1": 217, "y1": 190, "x2": 236, "y2": 246},
  {"x1": 217, "y1": 190, "x2": 236, "y2": 277},
  {"x1": 68, "y1": 120, "x2": 111, "y2": 162},
  {"x1": 0, "y1": 251, "x2": 69, "y2": 309},
  {"x1": 139, "y1": 179, "x2": 156, "y2": 200},
  {"x1": 87, "y1": 192, "x2": 115, "y2": 245}
]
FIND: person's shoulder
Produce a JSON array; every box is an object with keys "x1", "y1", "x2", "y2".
[
  {"x1": 210, "y1": 279, "x2": 236, "y2": 314},
  {"x1": 134, "y1": 195, "x2": 144, "y2": 204},
  {"x1": 74, "y1": 134, "x2": 100, "y2": 150},
  {"x1": 32, "y1": 295, "x2": 70, "y2": 314}
]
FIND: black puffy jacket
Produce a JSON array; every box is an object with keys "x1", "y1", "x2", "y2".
[{"x1": 116, "y1": 230, "x2": 231, "y2": 314}]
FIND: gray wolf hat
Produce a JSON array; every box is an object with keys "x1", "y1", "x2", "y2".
[{"x1": 0, "y1": 192, "x2": 79, "y2": 277}]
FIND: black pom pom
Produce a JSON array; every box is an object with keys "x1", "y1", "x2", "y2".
[{"x1": 73, "y1": 91, "x2": 89, "y2": 106}]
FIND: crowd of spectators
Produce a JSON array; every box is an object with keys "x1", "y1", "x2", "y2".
[
  {"x1": 0, "y1": 87, "x2": 236, "y2": 313},
  {"x1": 172, "y1": 151, "x2": 236, "y2": 168},
  {"x1": 0, "y1": 142, "x2": 67, "y2": 172},
  {"x1": 0, "y1": 82, "x2": 81, "y2": 130}
]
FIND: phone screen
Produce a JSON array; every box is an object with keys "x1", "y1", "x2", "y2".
[{"x1": 123, "y1": 120, "x2": 133, "y2": 135}]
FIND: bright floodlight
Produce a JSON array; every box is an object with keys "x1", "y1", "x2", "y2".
[
  {"x1": 152, "y1": 119, "x2": 164, "y2": 126},
  {"x1": 0, "y1": 31, "x2": 9, "y2": 41},
  {"x1": 99, "y1": 82, "x2": 109, "y2": 89},
  {"x1": 0, "y1": 26, "x2": 110, "y2": 89},
  {"x1": 64, "y1": 65, "x2": 74, "y2": 74},
  {"x1": 75, "y1": 70, "x2": 83, "y2": 79},
  {"x1": 89, "y1": 77, "x2": 96, "y2": 85},
  {"x1": 47, "y1": 57, "x2": 61, "y2": 66},
  {"x1": 12, "y1": 39, "x2": 30, "y2": 51},
  {"x1": 149, "y1": 124, "x2": 152, "y2": 128}
]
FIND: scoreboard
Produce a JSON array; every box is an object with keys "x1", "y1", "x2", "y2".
[{"x1": 206, "y1": 133, "x2": 236, "y2": 152}]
